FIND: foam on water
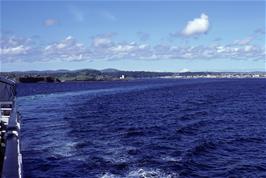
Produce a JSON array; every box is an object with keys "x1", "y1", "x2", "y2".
[
  {"x1": 100, "y1": 168, "x2": 179, "y2": 178},
  {"x1": 17, "y1": 79, "x2": 266, "y2": 178}
]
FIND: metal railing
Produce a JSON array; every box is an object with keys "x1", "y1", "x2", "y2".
[{"x1": 1, "y1": 104, "x2": 23, "y2": 178}]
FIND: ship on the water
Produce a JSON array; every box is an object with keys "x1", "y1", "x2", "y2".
[{"x1": 0, "y1": 77, "x2": 23, "y2": 178}]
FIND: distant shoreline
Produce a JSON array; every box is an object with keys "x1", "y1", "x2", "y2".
[{"x1": 1, "y1": 69, "x2": 266, "y2": 83}]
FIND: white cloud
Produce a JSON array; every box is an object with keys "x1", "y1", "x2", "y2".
[
  {"x1": 244, "y1": 45, "x2": 253, "y2": 52},
  {"x1": 1, "y1": 45, "x2": 30, "y2": 55},
  {"x1": 0, "y1": 36, "x2": 33, "y2": 62},
  {"x1": 233, "y1": 36, "x2": 254, "y2": 45},
  {"x1": 182, "y1": 13, "x2": 209, "y2": 36},
  {"x1": 43, "y1": 36, "x2": 89, "y2": 61},
  {"x1": 92, "y1": 37, "x2": 112, "y2": 47},
  {"x1": 44, "y1": 19, "x2": 58, "y2": 27},
  {"x1": 110, "y1": 43, "x2": 135, "y2": 53},
  {"x1": 91, "y1": 33, "x2": 115, "y2": 48},
  {"x1": 42, "y1": 36, "x2": 265, "y2": 61},
  {"x1": 1, "y1": 33, "x2": 265, "y2": 63}
]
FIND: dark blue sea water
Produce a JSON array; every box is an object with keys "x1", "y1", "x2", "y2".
[{"x1": 17, "y1": 79, "x2": 266, "y2": 178}]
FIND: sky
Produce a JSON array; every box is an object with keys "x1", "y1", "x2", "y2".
[{"x1": 0, "y1": 0, "x2": 265, "y2": 72}]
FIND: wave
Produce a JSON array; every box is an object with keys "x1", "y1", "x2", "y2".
[{"x1": 100, "y1": 168, "x2": 179, "y2": 178}]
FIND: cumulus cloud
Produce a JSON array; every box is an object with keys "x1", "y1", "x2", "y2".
[
  {"x1": 233, "y1": 36, "x2": 254, "y2": 45},
  {"x1": 1, "y1": 45, "x2": 30, "y2": 55},
  {"x1": 1, "y1": 33, "x2": 265, "y2": 63},
  {"x1": 91, "y1": 33, "x2": 117, "y2": 49},
  {"x1": 182, "y1": 13, "x2": 209, "y2": 36},
  {"x1": 0, "y1": 36, "x2": 33, "y2": 62},
  {"x1": 88, "y1": 35, "x2": 265, "y2": 61},
  {"x1": 92, "y1": 36, "x2": 112, "y2": 47},
  {"x1": 43, "y1": 36, "x2": 89, "y2": 61},
  {"x1": 44, "y1": 19, "x2": 58, "y2": 27}
]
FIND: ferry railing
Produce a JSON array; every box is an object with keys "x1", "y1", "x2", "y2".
[{"x1": 1, "y1": 104, "x2": 23, "y2": 178}]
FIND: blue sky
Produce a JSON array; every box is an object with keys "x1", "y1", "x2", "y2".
[{"x1": 1, "y1": 1, "x2": 265, "y2": 72}]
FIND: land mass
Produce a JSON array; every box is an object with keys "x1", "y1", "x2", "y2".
[{"x1": 0, "y1": 68, "x2": 265, "y2": 83}]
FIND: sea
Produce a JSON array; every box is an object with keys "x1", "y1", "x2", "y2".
[{"x1": 16, "y1": 78, "x2": 266, "y2": 178}]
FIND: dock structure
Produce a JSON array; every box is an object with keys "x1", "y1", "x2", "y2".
[{"x1": 0, "y1": 77, "x2": 23, "y2": 178}]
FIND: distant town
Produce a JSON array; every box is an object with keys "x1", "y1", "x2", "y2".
[
  {"x1": 0, "y1": 69, "x2": 266, "y2": 83},
  {"x1": 163, "y1": 72, "x2": 266, "y2": 79}
]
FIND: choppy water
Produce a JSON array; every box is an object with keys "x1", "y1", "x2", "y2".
[{"x1": 17, "y1": 79, "x2": 266, "y2": 178}]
